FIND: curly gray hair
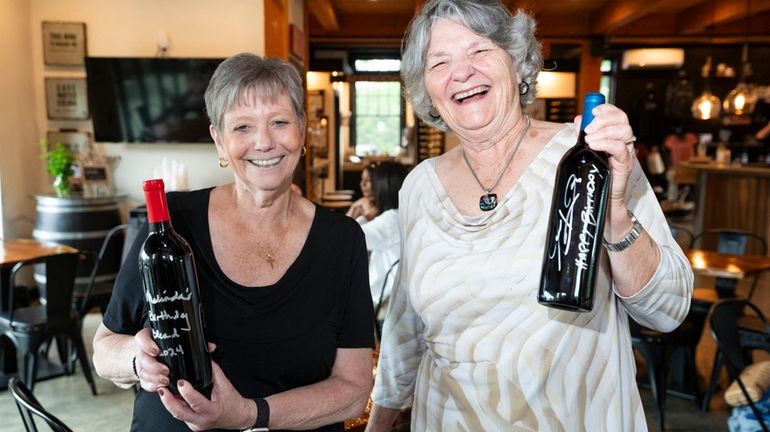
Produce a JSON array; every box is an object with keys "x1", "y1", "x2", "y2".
[
  {"x1": 204, "y1": 53, "x2": 306, "y2": 134},
  {"x1": 401, "y1": 0, "x2": 543, "y2": 131}
]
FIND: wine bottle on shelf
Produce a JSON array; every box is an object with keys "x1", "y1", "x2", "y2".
[
  {"x1": 538, "y1": 92, "x2": 611, "y2": 312},
  {"x1": 139, "y1": 179, "x2": 212, "y2": 396}
]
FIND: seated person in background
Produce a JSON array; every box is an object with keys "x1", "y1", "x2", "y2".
[
  {"x1": 358, "y1": 162, "x2": 409, "y2": 337},
  {"x1": 664, "y1": 125, "x2": 697, "y2": 169},
  {"x1": 346, "y1": 164, "x2": 378, "y2": 223}
]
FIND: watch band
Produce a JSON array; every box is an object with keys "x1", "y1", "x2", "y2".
[
  {"x1": 603, "y1": 210, "x2": 644, "y2": 253},
  {"x1": 242, "y1": 398, "x2": 270, "y2": 432}
]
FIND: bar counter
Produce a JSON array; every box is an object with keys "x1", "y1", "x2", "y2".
[{"x1": 679, "y1": 161, "x2": 770, "y2": 256}]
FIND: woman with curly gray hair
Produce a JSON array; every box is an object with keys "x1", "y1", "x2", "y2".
[{"x1": 367, "y1": 0, "x2": 692, "y2": 430}]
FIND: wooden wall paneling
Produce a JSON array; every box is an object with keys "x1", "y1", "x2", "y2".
[{"x1": 265, "y1": 0, "x2": 289, "y2": 59}]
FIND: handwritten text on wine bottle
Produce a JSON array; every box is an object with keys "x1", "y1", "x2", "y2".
[
  {"x1": 547, "y1": 164, "x2": 604, "y2": 278},
  {"x1": 145, "y1": 289, "x2": 193, "y2": 358}
]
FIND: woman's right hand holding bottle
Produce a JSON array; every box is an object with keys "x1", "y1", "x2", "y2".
[{"x1": 133, "y1": 327, "x2": 170, "y2": 392}]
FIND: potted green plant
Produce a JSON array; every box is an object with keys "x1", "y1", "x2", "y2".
[{"x1": 40, "y1": 139, "x2": 76, "y2": 197}]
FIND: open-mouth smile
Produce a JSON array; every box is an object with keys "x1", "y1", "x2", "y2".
[
  {"x1": 453, "y1": 85, "x2": 490, "y2": 104},
  {"x1": 247, "y1": 156, "x2": 283, "y2": 168}
]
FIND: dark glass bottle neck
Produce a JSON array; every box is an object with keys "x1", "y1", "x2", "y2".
[
  {"x1": 149, "y1": 220, "x2": 173, "y2": 234},
  {"x1": 576, "y1": 130, "x2": 589, "y2": 147}
]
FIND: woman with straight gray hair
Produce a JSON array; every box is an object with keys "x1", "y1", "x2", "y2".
[
  {"x1": 367, "y1": 0, "x2": 692, "y2": 430},
  {"x1": 93, "y1": 52, "x2": 374, "y2": 431}
]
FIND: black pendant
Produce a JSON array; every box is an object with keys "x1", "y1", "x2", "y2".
[{"x1": 479, "y1": 193, "x2": 498, "y2": 211}]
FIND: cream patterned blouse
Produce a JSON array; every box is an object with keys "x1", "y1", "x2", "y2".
[{"x1": 372, "y1": 124, "x2": 693, "y2": 431}]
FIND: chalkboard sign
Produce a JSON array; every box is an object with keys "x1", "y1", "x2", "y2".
[{"x1": 83, "y1": 165, "x2": 108, "y2": 181}]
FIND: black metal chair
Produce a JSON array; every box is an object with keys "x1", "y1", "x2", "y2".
[
  {"x1": 8, "y1": 376, "x2": 73, "y2": 432},
  {"x1": 631, "y1": 306, "x2": 705, "y2": 431},
  {"x1": 695, "y1": 229, "x2": 770, "y2": 411},
  {"x1": 73, "y1": 223, "x2": 128, "y2": 318},
  {"x1": 629, "y1": 224, "x2": 712, "y2": 430},
  {"x1": 0, "y1": 252, "x2": 97, "y2": 395},
  {"x1": 708, "y1": 299, "x2": 770, "y2": 432}
]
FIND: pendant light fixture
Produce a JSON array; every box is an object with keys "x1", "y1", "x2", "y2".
[
  {"x1": 692, "y1": 55, "x2": 721, "y2": 120},
  {"x1": 692, "y1": 0, "x2": 720, "y2": 120},
  {"x1": 723, "y1": 0, "x2": 757, "y2": 116},
  {"x1": 692, "y1": 2, "x2": 720, "y2": 122}
]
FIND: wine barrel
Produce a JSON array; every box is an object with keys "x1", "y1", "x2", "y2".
[{"x1": 33, "y1": 195, "x2": 124, "y2": 292}]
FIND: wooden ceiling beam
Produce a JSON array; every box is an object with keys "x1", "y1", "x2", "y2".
[
  {"x1": 678, "y1": 0, "x2": 770, "y2": 35},
  {"x1": 309, "y1": 13, "x2": 414, "y2": 40},
  {"x1": 535, "y1": 14, "x2": 591, "y2": 37},
  {"x1": 307, "y1": 0, "x2": 339, "y2": 32},
  {"x1": 590, "y1": 0, "x2": 671, "y2": 34}
]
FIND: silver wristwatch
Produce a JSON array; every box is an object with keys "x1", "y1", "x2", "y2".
[{"x1": 603, "y1": 211, "x2": 644, "y2": 253}]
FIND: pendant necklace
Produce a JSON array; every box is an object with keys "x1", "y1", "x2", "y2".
[
  {"x1": 253, "y1": 223, "x2": 289, "y2": 269},
  {"x1": 461, "y1": 115, "x2": 531, "y2": 211},
  {"x1": 240, "y1": 198, "x2": 292, "y2": 270}
]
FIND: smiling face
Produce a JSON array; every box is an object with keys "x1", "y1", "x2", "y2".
[
  {"x1": 425, "y1": 18, "x2": 520, "y2": 139},
  {"x1": 211, "y1": 89, "x2": 304, "y2": 194}
]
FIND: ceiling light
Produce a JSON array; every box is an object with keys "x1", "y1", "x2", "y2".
[
  {"x1": 724, "y1": 46, "x2": 757, "y2": 116},
  {"x1": 724, "y1": 0, "x2": 757, "y2": 116},
  {"x1": 692, "y1": 56, "x2": 721, "y2": 120},
  {"x1": 621, "y1": 48, "x2": 684, "y2": 70}
]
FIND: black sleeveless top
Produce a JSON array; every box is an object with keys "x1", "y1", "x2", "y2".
[{"x1": 103, "y1": 188, "x2": 374, "y2": 431}]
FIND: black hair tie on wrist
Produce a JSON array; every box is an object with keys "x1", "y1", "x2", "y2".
[{"x1": 132, "y1": 355, "x2": 140, "y2": 379}]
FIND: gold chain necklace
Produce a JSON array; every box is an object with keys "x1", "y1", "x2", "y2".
[
  {"x1": 253, "y1": 220, "x2": 290, "y2": 269},
  {"x1": 461, "y1": 115, "x2": 530, "y2": 211},
  {"x1": 238, "y1": 197, "x2": 292, "y2": 270}
]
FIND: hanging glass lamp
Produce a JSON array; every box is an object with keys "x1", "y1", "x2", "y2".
[
  {"x1": 692, "y1": 55, "x2": 721, "y2": 120},
  {"x1": 723, "y1": 46, "x2": 757, "y2": 116},
  {"x1": 692, "y1": 89, "x2": 721, "y2": 120}
]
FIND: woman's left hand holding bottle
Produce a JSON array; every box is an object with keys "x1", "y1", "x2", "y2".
[
  {"x1": 577, "y1": 104, "x2": 636, "y2": 207},
  {"x1": 158, "y1": 360, "x2": 257, "y2": 431}
]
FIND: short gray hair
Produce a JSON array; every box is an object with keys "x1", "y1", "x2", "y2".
[
  {"x1": 401, "y1": 0, "x2": 543, "y2": 130},
  {"x1": 204, "y1": 53, "x2": 306, "y2": 134}
]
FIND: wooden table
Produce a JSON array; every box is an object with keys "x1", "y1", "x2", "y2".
[
  {"x1": 686, "y1": 249, "x2": 770, "y2": 280},
  {"x1": 1, "y1": 239, "x2": 78, "y2": 309},
  {"x1": 1, "y1": 238, "x2": 78, "y2": 269},
  {"x1": 1, "y1": 239, "x2": 78, "y2": 308}
]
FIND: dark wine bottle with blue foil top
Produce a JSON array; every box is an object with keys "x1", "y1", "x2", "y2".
[
  {"x1": 140, "y1": 179, "x2": 212, "y2": 396},
  {"x1": 538, "y1": 92, "x2": 611, "y2": 312}
]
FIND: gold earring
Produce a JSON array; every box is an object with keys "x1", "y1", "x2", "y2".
[
  {"x1": 301, "y1": 146, "x2": 307, "y2": 157},
  {"x1": 218, "y1": 157, "x2": 229, "y2": 168}
]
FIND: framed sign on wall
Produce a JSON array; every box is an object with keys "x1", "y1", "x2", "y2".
[
  {"x1": 46, "y1": 130, "x2": 90, "y2": 155},
  {"x1": 42, "y1": 21, "x2": 87, "y2": 66},
  {"x1": 45, "y1": 78, "x2": 89, "y2": 120}
]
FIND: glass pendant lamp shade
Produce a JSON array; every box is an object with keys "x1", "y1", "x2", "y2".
[
  {"x1": 692, "y1": 89, "x2": 721, "y2": 120},
  {"x1": 692, "y1": 55, "x2": 721, "y2": 120},
  {"x1": 723, "y1": 81, "x2": 756, "y2": 116},
  {"x1": 724, "y1": 45, "x2": 757, "y2": 116}
]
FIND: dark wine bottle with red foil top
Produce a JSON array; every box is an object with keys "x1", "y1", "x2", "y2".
[
  {"x1": 139, "y1": 179, "x2": 212, "y2": 396},
  {"x1": 538, "y1": 92, "x2": 611, "y2": 312}
]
